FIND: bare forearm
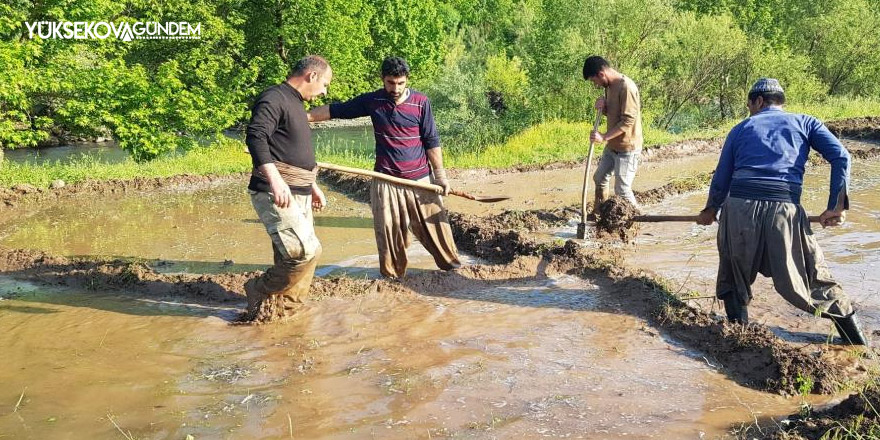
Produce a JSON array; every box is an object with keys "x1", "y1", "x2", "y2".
[
  {"x1": 258, "y1": 163, "x2": 286, "y2": 187},
  {"x1": 308, "y1": 105, "x2": 331, "y2": 122},
  {"x1": 603, "y1": 126, "x2": 625, "y2": 140},
  {"x1": 426, "y1": 147, "x2": 445, "y2": 170}
]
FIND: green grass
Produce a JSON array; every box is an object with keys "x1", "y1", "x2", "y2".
[
  {"x1": 445, "y1": 119, "x2": 718, "y2": 169},
  {"x1": 1, "y1": 98, "x2": 878, "y2": 188},
  {"x1": 0, "y1": 137, "x2": 252, "y2": 188}
]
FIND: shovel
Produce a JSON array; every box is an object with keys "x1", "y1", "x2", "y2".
[
  {"x1": 632, "y1": 214, "x2": 822, "y2": 223},
  {"x1": 577, "y1": 109, "x2": 605, "y2": 239},
  {"x1": 317, "y1": 162, "x2": 510, "y2": 203}
]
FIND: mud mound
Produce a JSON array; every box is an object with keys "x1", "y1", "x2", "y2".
[
  {"x1": 766, "y1": 385, "x2": 880, "y2": 439},
  {"x1": 0, "y1": 247, "x2": 250, "y2": 302},
  {"x1": 596, "y1": 196, "x2": 641, "y2": 242},
  {"x1": 318, "y1": 170, "x2": 372, "y2": 203},
  {"x1": 635, "y1": 172, "x2": 713, "y2": 205},
  {"x1": 827, "y1": 117, "x2": 880, "y2": 141},
  {"x1": 546, "y1": 241, "x2": 848, "y2": 396},
  {"x1": 474, "y1": 208, "x2": 574, "y2": 231},
  {"x1": 0, "y1": 173, "x2": 246, "y2": 208},
  {"x1": 449, "y1": 212, "x2": 545, "y2": 264}
]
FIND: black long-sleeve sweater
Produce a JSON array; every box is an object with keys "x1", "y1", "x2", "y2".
[{"x1": 245, "y1": 82, "x2": 316, "y2": 195}]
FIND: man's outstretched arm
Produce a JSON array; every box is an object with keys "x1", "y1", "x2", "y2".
[{"x1": 307, "y1": 105, "x2": 331, "y2": 122}]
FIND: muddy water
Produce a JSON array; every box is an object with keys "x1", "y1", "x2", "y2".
[
  {"x1": 447, "y1": 152, "x2": 721, "y2": 216},
  {"x1": 625, "y1": 140, "x2": 880, "y2": 340},
  {"x1": 447, "y1": 138, "x2": 874, "y2": 217},
  {"x1": 0, "y1": 273, "x2": 826, "y2": 439},
  {"x1": 1, "y1": 137, "x2": 875, "y2": 439},
  {"x1": 0, "y1": 182, "x2": 457, "y2": 277}
]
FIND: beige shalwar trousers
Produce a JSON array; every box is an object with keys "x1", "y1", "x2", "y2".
[{"x1": 370, "y1": 176, "x2": 461, "y2": 278}]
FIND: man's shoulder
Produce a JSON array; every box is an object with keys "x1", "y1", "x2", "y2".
[
  {"x1": 255, "y1": 84, "x2": 286, "y2": 103},
  {"x1": 408, "y1": 89, "x2": 430, "y2": 101},
  {"x1": 355, "y1": 89, "x2": 386, "y2": 100},
  {"x1": 621, "y1": 75, "x2": 640, "y2": 90}
]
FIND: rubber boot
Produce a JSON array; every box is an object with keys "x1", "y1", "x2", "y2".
[
  {"x1": 832, "y1": 313, "x2": 868, "y2": 345},
  {"x1": 722, "y1": 295, "x2": 749, "y2": 324}
]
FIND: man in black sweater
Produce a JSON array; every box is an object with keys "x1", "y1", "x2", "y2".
[{"x1": 243, "y1": 55, "x2": 332, "y2": 321}]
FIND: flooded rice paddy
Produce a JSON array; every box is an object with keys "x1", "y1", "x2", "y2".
[{"x1": 1, "y1": 138, "x2": 878, "y2": 438}]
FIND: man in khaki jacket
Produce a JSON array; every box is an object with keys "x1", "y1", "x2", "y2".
[{"x1": 582, "y1": 55, "x2": 643, "y2": 213}]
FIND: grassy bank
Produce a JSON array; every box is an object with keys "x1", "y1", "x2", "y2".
[
  {"x1": 0, "y1": 137, "x2": 252, "y2": 188},
  {"x1": 1, "y1": 97, "x2": 878, "y2": 188}
]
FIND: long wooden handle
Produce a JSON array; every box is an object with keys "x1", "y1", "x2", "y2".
[
  {"x1": 317, "y1": 161, "x2": 443, "y2": 194},
  {"x1": 633, "y1": 215, "x2": 822, "y2": 223},
  {"x1": 580, "y1": 110, "x2": 604, "y2": 225},
  {"x1": 450, "y1": 190, "x2": 475, "y2": 200}
]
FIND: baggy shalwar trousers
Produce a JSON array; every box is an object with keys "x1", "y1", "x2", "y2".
[{"x1": 370, "y1": 176, "x2": 461, "y2": 278}]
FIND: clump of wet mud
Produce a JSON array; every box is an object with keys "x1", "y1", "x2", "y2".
[
  {"x1": 596, "y1": 196, "x2": 641, "y2": 242},
  {"x1": 449, "y1": 212, "x2": 545, "y2": 264},
  {"x1": 240, "y1": 292, "x2": 302, "y2": 324},
  {"x1": 765, "y1": 385, "x2": 880, "y2": 439}
]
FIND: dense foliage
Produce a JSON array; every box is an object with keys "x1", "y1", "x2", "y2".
[{"x1": 2, "y1": 0, "x2": 879, "y2": 160}]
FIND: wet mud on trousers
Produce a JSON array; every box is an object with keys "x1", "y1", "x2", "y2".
[
  {"x1": 244, "y1": 190, "x2": 322, "y2": 323},
  {"x1": 370, "y1": 176, "x2": 460, "y2": 278}
]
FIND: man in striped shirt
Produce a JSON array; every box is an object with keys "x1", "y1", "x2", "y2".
[{"x1": 309, "y1": 57, "x2": 460, "y2": 278}]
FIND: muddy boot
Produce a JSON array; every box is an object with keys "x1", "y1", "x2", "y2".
[
  {"x1": 244, "y1": 278, "x2": 263, "y2": 313},
  {"x1": 832, "y1": 313, "x2": 868, "y2": 345},
  {"x1": 245, "y1": 247, "x2": 322, "y2": 323},
  {"x1": 722, "y1": 295, "x2": 749, "y2": 324}
]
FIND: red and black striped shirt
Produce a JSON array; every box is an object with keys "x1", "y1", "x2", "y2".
[{"x1": 330, "y1": 89, "x2": 440, "y2": 180}]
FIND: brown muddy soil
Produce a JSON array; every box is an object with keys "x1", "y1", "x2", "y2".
[
  {"x1": 596, "y1": 196, "x2": 642, "y2": 242},
  {"x1": 827, "y1": 117, "x2": 880, "y2": 141},
  {"x1": 448, "y1": 212, "x2": 870, "y2": 396},
  {"x1": 764, "y1": 385, "x2": 880, "y2": 439},
  {"x1": 0, "y1": 173, "x2": 247, "y2": 208}
]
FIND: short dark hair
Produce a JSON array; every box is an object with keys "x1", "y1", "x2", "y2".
[
  {"x1": 381, "y1": 57, "x2": 410, "y2": 78},
  {"x1": 748, "y1": 91, "x2": 786, "y2": 106},
  {"x1": 583, "y1": 56, "x2": 609, "y2": 79},
  {"x1": 288, "y1": 55, "x2": 329, "y2": 78}
]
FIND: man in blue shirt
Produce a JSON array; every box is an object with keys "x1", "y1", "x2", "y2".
[{"x1": 697, "y1": 78, "x2": 867, "y2": 345}]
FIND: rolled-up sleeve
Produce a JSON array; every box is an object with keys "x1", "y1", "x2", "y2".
[
  {"x1": 329, "y1": 93, "x2": 370, "y2": 120},
  {"x1": 421, "y1": 99, "x2": 441, "y2": 149},
  {"x1": 706, "y1": 124, "x2": 740, "y2": 209},
  {"x1": 808, "y1": 117, "x2": 850, "y2": 211},
  {"x1": 245, "y1": 91, "x2": 281, "y2": 167}
]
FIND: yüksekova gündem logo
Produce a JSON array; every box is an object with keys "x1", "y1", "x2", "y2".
[{"x1": 24, "y1": 21, "x2": 201, "y2": 41}]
